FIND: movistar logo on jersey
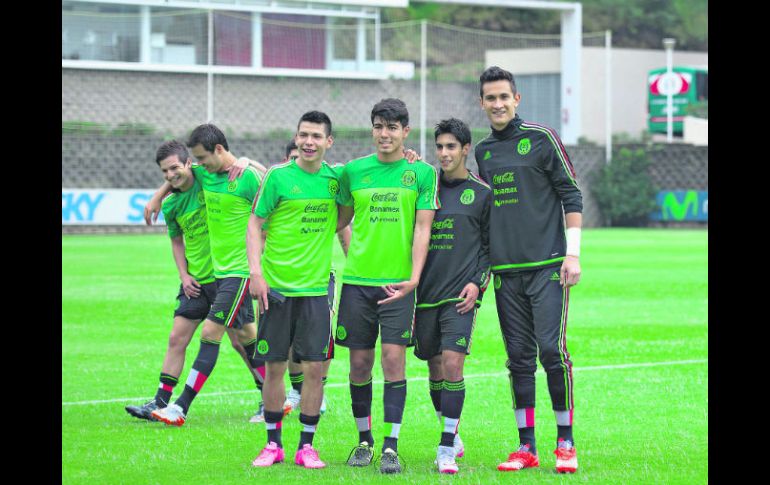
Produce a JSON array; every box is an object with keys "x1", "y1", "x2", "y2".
[
  {"x1": 460, "y1": 188, "x2": 475, "y2": 205},
  {"x1": 328, "y1": 179, "x2": 339, "y2": 197},
  {"x1": 401, "y1": 170, "x2": 416, "y2": 187},
  {"x1": 483, "y1": 150, "x2": 492, "y2": 161},
  {"x1": 336, "y1": 325, "x2": 347, "y2": 340},
  {"x1": 493, "y1": 172, "x2": 515, "y2": 185},
  {"x1": 291, "y1": 185, "x2": 302, "y2": 195},
  {"x1": 550, "y1": 272, "x2": 560, "y2": 281},
  {"x1": 455, "y1": 337, "x2": 467, "y2": 347},
  {"x1": 215, "y1": 311, "x2": 225, "y2": 319},
  {"x1": 517, "y1": 138, "x2": 532, "y2": 155},
  {"x1": 401, "y1": 330, "x2": 411, "y2": 339},
  {"x1": 432, "y1": 218, "x2": 454, "y2": 230},
  {"x1": 227, "y1": 180, "x2": 238, "y2": 192},
  {"x1": 257, "y1": 339, "x2": 269, "y2": 354},
  {"x1": 371, "y1": 192, "x2": 398, "y2": 202},
  {"x1": 494, "y1": 274, "x2": 502, "y2": 290}
]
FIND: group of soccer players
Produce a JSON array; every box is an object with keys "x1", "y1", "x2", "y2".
[{"x1": 124, "y1": 65, "x2": 583, "y2": 475}]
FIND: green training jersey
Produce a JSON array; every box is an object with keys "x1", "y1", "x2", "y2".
[
  {"x1": 161, "y1": 178, "x2": 215, "y2": 284},
  {"x1": 191, "y1": 164, "x2": 261, "y2": 278},
  {"x1": 254, "y1": 160, "x2": 341, "y2": 296},
  {"x1": 338, "y1": 154, "x2": 440, "y2": 286}
]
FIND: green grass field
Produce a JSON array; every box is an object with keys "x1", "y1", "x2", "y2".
[{"x1": 62, "y1": 228, "x2": 708, "y2": 484}]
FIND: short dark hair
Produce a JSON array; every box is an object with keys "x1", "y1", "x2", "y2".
[
  {"x1": 186, "y1": 123, "x2": 229, "y2": 152},
  {"x1": 297, "y1": 110, "x2": 333, "y2": 137},
  {"x1": 285, "y1": 140, "x2": 298, "y2": 158},
  {"x1": 479, "y1": 66, "x2": 517, "y2": 98},
  {"x1": 155, "y1": 140, "x2": 190, "y2": 166},
  {"x1": 370, "y1": 98, "x2": 409, "y2": 127},
  {"x1": 434, "y1": 118, "x2": 471, "y2": 147}
]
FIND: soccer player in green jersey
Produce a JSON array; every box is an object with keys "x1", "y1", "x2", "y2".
[
  {"x1": 149, "y1": 124, "x2": 266, "y2": 426},
  {"x1": 335, "y1": 98, "x2": 440, "y2": 473},
  {"x1": 273, "y1": 140, "x2": 338, "y2": 420},
  {"x1": 247, "y1": 111, "x2": 345, "y2": 469},
  {"x1": 124, "y1": 140, "x2": 262, "y2": 421}
]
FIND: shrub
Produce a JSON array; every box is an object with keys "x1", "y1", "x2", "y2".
[{"x1": 591, "y1": 147, "x2": 657, "y2": 226}]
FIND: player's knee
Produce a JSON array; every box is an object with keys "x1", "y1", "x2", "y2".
[
  {"x1": 538, "y1": 345, "x2": 564, "y2": 370},
  {"x1": 427, "y1": 357, "x2": 443, "y2": 380},
  {"x1": 505, "y1": 357, "x2": 536, "y2": 375},
  {"x1": 201, "y1": 321, "x2": 224, "y2": 341},
  {"x1": 349, "y1": 360, "x2": 373, "y2": 382},
  {"x1": 381, "y1": 354, "x2": 405, "y2": 380},
  {"x1": 167, "y1": 331, "x2": 190, "y2": 352},
  {"x1": 302, "y1": 361, "x2": 324, "y2": 380}
]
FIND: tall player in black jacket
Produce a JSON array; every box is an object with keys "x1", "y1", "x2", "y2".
[
  {"x1": 414, "y1": 118, "x2": 491, "y2": 475},
  {"x1": 475, "y1": 66, "x2": 582, "y2": 474}
]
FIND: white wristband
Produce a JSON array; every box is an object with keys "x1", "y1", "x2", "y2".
[{"x1": 566, "y1": 227, "x2": 581, "y2": 257}]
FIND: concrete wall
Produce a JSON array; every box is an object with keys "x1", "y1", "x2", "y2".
[
  {"x1": 487, "y1": 47, "x2": 708, "y2": 143},
  {"x1": 684, "y1": 116, "x2": 708, "y2": 146}
]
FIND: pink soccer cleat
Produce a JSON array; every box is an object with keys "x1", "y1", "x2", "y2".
[
  {"x1": 294, "y1": 444, "x2": 326, "y2": 469},
  {"x1": 252, "y1": 442, "x2": 285, "y2": 467}
]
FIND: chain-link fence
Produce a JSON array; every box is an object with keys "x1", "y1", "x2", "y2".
[{"x1": 63, "y1": 4, "x2": 593, "y2": 171}]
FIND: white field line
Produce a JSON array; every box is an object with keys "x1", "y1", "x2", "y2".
[{"x1": 62, "y1": 358, "x2": 707, "y2": 406}]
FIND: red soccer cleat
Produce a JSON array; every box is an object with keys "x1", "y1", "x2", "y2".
[
  {"x1": 497, "y1": 445, "x2": 539, "y2": 471},
  {"x1": 554, "y1": 439, "x2": 578, "y2": 473}
]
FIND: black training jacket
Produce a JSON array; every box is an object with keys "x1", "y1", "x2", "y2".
[
  {"x1": 474, "y1": 115, "x2": 582, "y2": 274},
  {"x1": 417, "y1": 171, "x2": 491, "y2": 308}
]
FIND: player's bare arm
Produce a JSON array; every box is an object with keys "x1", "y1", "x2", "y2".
[
  {"x1": 246, "y1": 213, "x2": 270, "y2": 313},
  {"x1": 379, "y1": 209, "x2": 435, "y2": 305},
  {"x1": 337, "y1": 223, "x2": 352, "y2": 257},
  {"x1": 227, "y1": 157, "x2": 267, "y2": 181},
  {"x1": 337, "y1": 204, "x2": 354, "y2": 232},
  {"x1": 144, "y1": 181, "x2": 173, "y2": 225},
  {"x1": 560, "y1": 212, "x2": 582, "y2": 288},
  {"x1": 170, "y1": 235, "x2": 201, "y2": 298}
]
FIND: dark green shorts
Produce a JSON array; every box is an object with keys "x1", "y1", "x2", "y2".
[
  {"x1": 173, "y1": 281, "x2": 217, "y2": 321},
  {"x1": 207, "y1": 277, "x2": 255, "y2": 329},
  {"x1": 335, "y1": 283, "x2": 416, "y2": 349},
  {"x1": 413, "y1": 302, "x2": 478, "y2": 360},
  {"x1": 256, "y1": 292, "x2": 333, "y2": 362}
]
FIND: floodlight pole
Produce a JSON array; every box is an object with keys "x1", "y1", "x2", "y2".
[{"x1": 663, "y1": 37, "x2": 676, "y2": 143}]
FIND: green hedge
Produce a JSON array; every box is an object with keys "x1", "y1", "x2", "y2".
[{"x1": 591, "y1": 147, "x2": 657, "y2": 227}]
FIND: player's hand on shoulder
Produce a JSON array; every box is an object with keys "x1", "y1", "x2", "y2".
[
  {"x1": 455, "y1": 282, "x2": 479, "y2": 315},
  {"x1": 560, "y1": 255, "x2": 581, "y2": 288},
  {"x1": 227, "y1": 157, "x2": 250, "y2": 181},
  {"x1": 403, "y1": 148, "x2": 422, "y2": 164},
  {"x1": 181, "y1": 274, "x2": 202, "y2": 298},
  {"x1": 144, "y1": 197, "x2": 162, "y2": 225}
]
